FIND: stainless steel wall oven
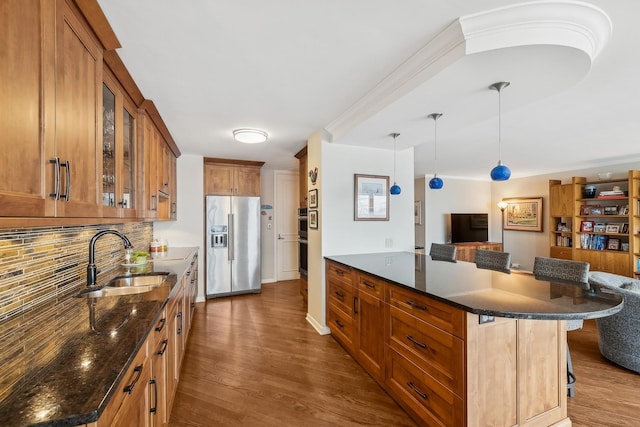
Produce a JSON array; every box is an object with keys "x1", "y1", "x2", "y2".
[{"x1": 298, "y1": 208, "x2": 308, "y2": 278}]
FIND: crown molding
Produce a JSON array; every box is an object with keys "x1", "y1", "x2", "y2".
[
  {"x1": 324, "y1": 1, "x2": 612, "y2": 143},
  {"x1": 460, "y1": 0, "x2": 612, "y2": 59},
  {"x1": 325, "y1": 20, "x2": 466, "y2": 142}
]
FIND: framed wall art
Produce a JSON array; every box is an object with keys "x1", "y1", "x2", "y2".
[
  {"x1": 309, "y1": 209, "x2": 318, "y2": 229},
  {"x1": 308, "y1": 189, "x2": 318, "y2": 208},
  {"x1": 503, "y1": 197, "x2": 543, "y2": 232},
  {"x1": 354, "y1": 174, "x2": 389, "y2": 221}
]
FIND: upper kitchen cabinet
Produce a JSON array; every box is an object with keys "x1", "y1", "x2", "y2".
[
  {"x1": 102, "y1": 69, "x2": 138, "y2": 219},
  {"x1": 0, "y1": 0, "x2": 104, "y2": 217},
  {"x1": 203, "y1": 158, "x2": 264, "y2": 196},
  {"x1": 295, "y1": 146, "x2": 308, "y2": 207},
  {"x1": 139, "y1": 100, "x2": 180, "y2": 221}
]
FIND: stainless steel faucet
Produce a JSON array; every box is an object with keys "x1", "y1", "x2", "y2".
[{"x1": 87, "y1": 229, "x2": 133, "y2": 287}]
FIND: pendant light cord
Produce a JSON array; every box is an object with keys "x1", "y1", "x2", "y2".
[{"x1": 498, "y1": 87, "x2": 502, "y2": 162}]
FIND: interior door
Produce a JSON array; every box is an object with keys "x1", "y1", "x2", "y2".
[{"x1": 276, "y1": 171, "x2": 300, "y2": 281}]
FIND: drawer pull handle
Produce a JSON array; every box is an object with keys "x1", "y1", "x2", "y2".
[
  {"x1": 407, "y1": 300, "x2": 427, "y2": 311},
  {"x1": 335, "y1": 269, "x2": 344, "y2": 276},
  {"x1": 406, "y1": 335, "x2": 427, "y2": 349},
  {"x1": 157, "y1": 339, "x2": 169, "y2": 356},
  {"x1": 407, "y1": 381, "x2": 428, "y2": 400},
  {"x1": 123, "y1": 364, "x2": 143, "y2": 394},
  {"x1": 335, "y1": 291, "x2": 345, "y2": 301},
  {"x1": 363, "y1": 281, "x2": 376, "y2": 289},
  {"x1": 335, "y1": 319, "x2": 345, "y2": 329},
  {"x1": 155, "y1": 317, "x2": 166, "y2": 332}
]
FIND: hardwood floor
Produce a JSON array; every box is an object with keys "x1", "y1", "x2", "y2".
[
  {"x1": 169, "y1": 280, "x2": 640, "y2": 426},
  {"x1": 169, "y1": 280, "x2": 416, "y2": 426},
  {"x1": 566, "y1": 319, "x2": 640, "y2": 427}
]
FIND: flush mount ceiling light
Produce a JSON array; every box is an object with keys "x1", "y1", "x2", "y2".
[
  {"x1": 427, "y1": 113, "x2": 444, "y2": 190},
  {"x1": 390, "y1": 133, "x2": 401, "y2": 195},
  {"x1": 232, "y1": 128, "x2": 268, "y2": 144},
  {"x1": 489, "y1": 81, "x2": 511, "y2": 181}
]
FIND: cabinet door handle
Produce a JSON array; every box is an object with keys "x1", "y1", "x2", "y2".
[
  {"x1": 149, "y1": 378, "x2": 158, "y2": 414},
  {"x1": 363, "y1": 280, "x2": 376, "y2": 289},
  {"x1": 151, "y1": 194, "x2": 157, "y2": 211},
  {"x1": 353, "y1": 296, "x2": 358, "y2": 315},
  {"x1": 406, "y1": 335, "x2": 428, "y2": 349},
  {"x1": 334, "y1": 291, "x2": 344, "y2": 301},
  {"x1": 49, "y1": 158, "x2": 60, "y2": 199},
  {"x1": 155, "y1": 318, "x2": 166, "y2": 332},
  {"x1": 177, "y1": 311, "x2": 183, "y2": 335},
  {"x1": 407, "y1": 300, "x2": 427, "y2": 311},
  {"x1": 407, "y1": 381, "x2": 428, "y2": 400},
  {"x1": 157, "y1": 339, "x2": 168, "y2": 356},
  {"x1": 123, "y1": 364, "x2": 143, "y2": 394},
  {"x1": 60, "y1": 160, "x2": 70, "y2": 201}
]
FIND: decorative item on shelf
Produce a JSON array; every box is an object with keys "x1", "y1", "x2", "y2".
[
  {"x1": 597, "y1": 172, "x2": 612, "y2": 180},
  {"x1": 594, "y1": 223, "x2": 606, "y2": 232},
  {"x1": 389, "y1": 133, "x2": 401, "y2": 195},
  {"x1": 427, "y1": 113, "x2": 444, "y2": 189},
  {"x1": 605, "y1": 224, "x2": 621, "y2": 233},
  {"x1": 308, "y1": 167, "x2": 318, "y2": 185},
  {"x1": 607, "y1": 238, "x2": 621, "y2": 250},
  {"x1": 580, "y1": 220, "x2": 595, "y2": 232},
  {"x1": 489, "y1": 81, "x2": 511, "y2": 181},
  {"x1": 583, "y1": 184, "x2": 597, "y2": 198}
]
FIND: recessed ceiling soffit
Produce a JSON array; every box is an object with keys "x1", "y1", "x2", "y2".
[{"x1": 324, "y1": 0, "x2": 612, "y2": 142}]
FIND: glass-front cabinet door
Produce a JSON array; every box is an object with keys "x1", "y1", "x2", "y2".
[
  {"x1": 102, "y1": 83, "x2": 117, "y2": 210},
  {"x1": 102, "y1": 71, "x2": 137, "y2": 218},
  {"x1": 121, "y1": 105, "x2": 136, "y2": 217}
]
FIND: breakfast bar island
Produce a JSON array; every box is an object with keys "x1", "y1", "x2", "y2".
[{"x1": 324, "y1": 252, "x2": 622, "y2": 427}]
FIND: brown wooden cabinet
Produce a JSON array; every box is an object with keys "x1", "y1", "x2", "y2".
[
  {"x1": 295, "y1": 146, "x2": 308, "y2": 207},
  {"x1": 102, "y1": 68, "x2": 139, "y2": 218},
  {"x1": 354, "y1": 272, "x2": 386, "y2": 384},
  {"x1": 549, "y1": 171, "x2": 640, "y2": 276},
  {"x1": 453, "y1": 242, "x2": 502, "y2": 263},
  {"x1": 326, "y1": 259, "x2": 569, "y2": 427},
  {"x1": 0, "y1": 0, "x2": 103, "y2": 218},
  {"x1": 203, "y1": 158, "x2": 264, "y2": 196}
]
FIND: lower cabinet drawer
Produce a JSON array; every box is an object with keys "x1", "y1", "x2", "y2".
[
  {"x1": 389, "y1": 306, "x2": 464, "y2": 397},
  {"x1": 327, "y1": 303, "x2": 355, "y2": 352},
  {"x1": 327, "y1": 278, "x2": 355, "y2": 317},
  {"x1": 387, "y1": 347, "x2": 464, "y2": 427}
]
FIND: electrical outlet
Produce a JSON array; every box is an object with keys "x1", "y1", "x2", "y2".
[{"x1": 385, "y1": 238, "x2": 393, "y2": 248}]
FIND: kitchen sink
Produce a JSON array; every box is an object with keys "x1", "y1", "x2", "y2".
[
  {"x1": 106, "y1": 273, "x2": 169, "y2": 288},
  {"x1": 75, "y1": 272, "x2": 170, "y2": 298}
]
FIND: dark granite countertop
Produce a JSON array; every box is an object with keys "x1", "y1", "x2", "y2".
[
  {"x1": 0, "y1": 248, "x2": 198, "y2": 427},
  {"x1": 326, "y1": 252, "x2": 623, "y2": 320}
]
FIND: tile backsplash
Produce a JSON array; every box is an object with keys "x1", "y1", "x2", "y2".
[{"x1": 0, "y1": 222, "x2": 153, "y2": 401}]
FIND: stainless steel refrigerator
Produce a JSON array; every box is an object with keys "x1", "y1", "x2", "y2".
[{"x1": 205, "y1": 195, "x2": 261, "y2": 298}]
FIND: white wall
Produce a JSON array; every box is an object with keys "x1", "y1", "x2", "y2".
[
  {"x1": 305, "y1": 133, "x2": 415, "y2": 334},
  {"x1": 424, "y1": 178, "x2": 493, "y2": 248},
  {"x1": 415, "y1": 177, "x2": 426, "y2": 248},
  {"x1": 154, "y1": 154, "x2": 205, "y2": 301},
  {"x1": 260, "y1": 169, "x2": 276, "y2": 283}
]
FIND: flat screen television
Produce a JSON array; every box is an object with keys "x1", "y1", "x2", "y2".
[{"x1": 450, "y1": 213, "x2": 488, "y2": 243}]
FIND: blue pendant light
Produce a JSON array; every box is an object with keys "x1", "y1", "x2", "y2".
[
  {"x1": 489, "y1": 82, "x2": 511, "y2": 181},
  {"x1": 390, "y1": 133, "x2": 401, "y2": 195},
  {"x1": 427, "y1": 113, "x2": 444, "y2": 189}
]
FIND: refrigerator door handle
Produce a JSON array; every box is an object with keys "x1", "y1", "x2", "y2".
[{"x1": 228, "y1": 213, "x2": 234, "y2": 260}]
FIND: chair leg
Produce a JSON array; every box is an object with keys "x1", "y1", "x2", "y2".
[{"x1": 567, "y1": 345, "x2": 576, "y2": 397}]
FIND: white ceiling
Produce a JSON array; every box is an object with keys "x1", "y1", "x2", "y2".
[{"x1": 97, "y1": 0, "x2": 640, "y2": 180}]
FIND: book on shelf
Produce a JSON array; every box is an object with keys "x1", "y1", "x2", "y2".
[
  {"x1": 556, "y1": 235, "x2": 572, "y2": 247},
  {"x1": 580, "y1": 233, "x2": 608, "y2": 250},
  {"x1": 599, "y1": 190, "x2": 625, "y2": 196}
]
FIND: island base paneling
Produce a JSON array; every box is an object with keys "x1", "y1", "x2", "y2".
[{"x1": 325, "y1": 259, "x2": 571, "y2": 427}]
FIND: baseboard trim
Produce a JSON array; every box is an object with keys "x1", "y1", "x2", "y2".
[{"x1": 306, "y1": 313, "x2": 331, "y2": 335}]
